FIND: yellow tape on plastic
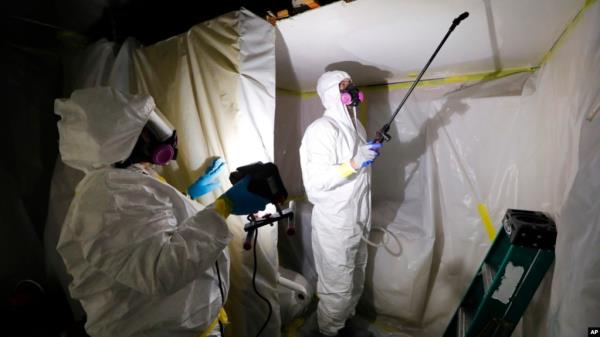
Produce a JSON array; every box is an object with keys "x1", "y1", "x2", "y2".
[
  {"x1": 368, "y1": 67, "x2": 537, "y2": 93},
  {"x1": 277, "y1": 67, "x2": 537, "y2": 97},
  {"x1": 477, "y1": 203, "x2": 497, "y2": 241},
  {"x1": 197, "y1": 308, "x2": 229, "y2": 337},
  {"x1": 539, "y1": 0, "x2": 598, "y2": 65}
]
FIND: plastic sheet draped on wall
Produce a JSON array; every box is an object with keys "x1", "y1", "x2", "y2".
[{"x1": 275, "y1": 2, "x2": 600, "y2": 336}]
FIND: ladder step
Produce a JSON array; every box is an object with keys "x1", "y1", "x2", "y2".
[
  {"x1": 481, "y1": 263, "x2": 496, "y2": 291},
  {"x1": 457, "y1": 307, "x2": 471, "y2": 337},
  {"x1": 443, "y1": 209, "x2": 556, "y2": 337}
]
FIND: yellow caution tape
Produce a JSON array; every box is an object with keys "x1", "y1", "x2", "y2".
[{"x1": 477, "y1": 203, "x2": 497, "y2": 241}]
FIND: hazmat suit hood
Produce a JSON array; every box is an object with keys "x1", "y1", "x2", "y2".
[
  {"x1": 55, "y1": 87, "x2": 155, "y2": 172},
  {"x1": 316, "y1": 70, "x2": 356, "y2": 130}
]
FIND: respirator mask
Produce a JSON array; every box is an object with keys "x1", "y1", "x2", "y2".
[{"x1": 340, "y1": 83, "x2": 365, "y2": 106}]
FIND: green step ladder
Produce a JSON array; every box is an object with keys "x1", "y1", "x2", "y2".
[{"x1": 443, "y1": 209, "x2": 557, "y2": 337}]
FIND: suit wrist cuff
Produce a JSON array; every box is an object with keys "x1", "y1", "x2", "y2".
[
  {"x1": 336, "y1": 162, "x2": 357, "y2": 178},
  {"x1": 214, "y1": 197, "x2": 232, "y2": 218}
]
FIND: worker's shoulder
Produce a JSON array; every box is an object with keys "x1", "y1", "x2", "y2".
[
  {"x1": 78, "y1": 167, "x2": 155, "y2": 196},
  {"x1": 304, "y1": 116, "x2": 341, "y2": 136}
]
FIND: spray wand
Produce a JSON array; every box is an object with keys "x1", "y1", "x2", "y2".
[{"x1": 374, "y1": 11, "x2": 469, "y2": 143}]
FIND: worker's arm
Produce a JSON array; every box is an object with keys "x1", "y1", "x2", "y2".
[{"x1": 77, "y1": 171, "x2": 232, "y2": 296}]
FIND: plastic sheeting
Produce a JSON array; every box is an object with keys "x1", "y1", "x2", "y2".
[
  {"x1": 132, "y1": 9, "x2": 280, "y2": 337},
  {"x1": 275, "y1": 2, "x2": 600, "y2": 336},
  {"x1": 542, "y1": 2, "x2": 600, "y2": 336}
]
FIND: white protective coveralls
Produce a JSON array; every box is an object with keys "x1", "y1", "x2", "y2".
[
  {"x1": 55, "y1": 87, "x2": 231, "y2": 337},
  {"x1": 299, "y1": 71, "x2": 372, "y2": 335}
]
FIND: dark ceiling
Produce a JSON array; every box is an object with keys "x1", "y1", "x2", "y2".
[
  {"x1": 91, "y1": 0, "x2": 286, "y2": 44},
  {"x1": 4, "y1": 0, "x2": 339, "y2": 52}
]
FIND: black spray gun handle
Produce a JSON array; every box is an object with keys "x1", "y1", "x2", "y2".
[
  {"x1": 242, "y1": 204, "x2": 295, "y2": 250},
  {"x1": 243, "y1": 228, "x2": 256, "y2": 251},
  {"x1": 374, "y1": 124, "x2": 392, "y2": 144}
]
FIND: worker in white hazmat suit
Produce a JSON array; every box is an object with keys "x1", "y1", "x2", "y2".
[
  {"x1": 299, "y1": 71, "x2": 382, "y2": 336},
  {"x1": 54, "y1": 87, "x2": 269, "y2": 337}
]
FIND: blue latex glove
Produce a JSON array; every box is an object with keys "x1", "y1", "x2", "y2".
[
  {"x1": 363, "y1": 140, "x2": 383, "y2": 167},
  {"x1": 353, "y1": 141, "x2": 382, "y2": 168},
  {"x1": 188, "y1": 157, "x2": 225, "y2": 199},
  {"x1": 221, "y1": 176, "x2": 270, "y2": 215}
]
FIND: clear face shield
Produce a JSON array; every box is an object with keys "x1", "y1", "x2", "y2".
[{"x1": 145, "y1": 108, "x2": 178, "y2": 165}]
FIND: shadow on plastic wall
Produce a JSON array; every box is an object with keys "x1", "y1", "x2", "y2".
[{"x1": 359, "y1": 83, "x2": 471, "y2": 322}]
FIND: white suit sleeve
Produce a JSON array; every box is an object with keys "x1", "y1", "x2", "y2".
[
  {"x1": 76, "y1": 172, "x2": 232, "y2": 296},
  {"x1": 300, "y1": 121, "x2": 356, "y2": 195}
]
